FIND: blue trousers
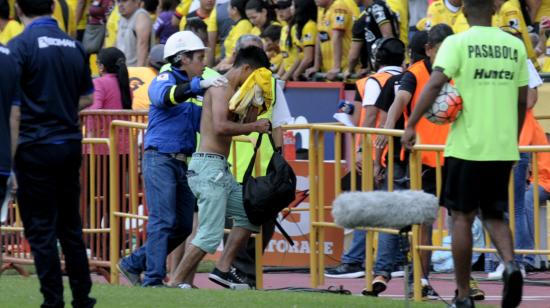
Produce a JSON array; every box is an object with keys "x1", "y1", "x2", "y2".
[{"x1": 121, "y1": 150, "x2": 195, "y2": 286}]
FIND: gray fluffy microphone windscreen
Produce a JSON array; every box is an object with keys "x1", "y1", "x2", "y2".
[{"x1": 332, "y1": 190, "x2": 439, "y2": 229}]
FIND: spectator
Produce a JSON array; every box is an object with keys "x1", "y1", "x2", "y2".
[
  {"x1": 179, "y1": 0, "x2": 215, "y2": 30},
  {"x1": 172, "y1": 0, "x2": 196, "y2": 27},
  {"x1": 275, "y1": 0, "x2": 295, "y2": 79},
  {"x1": 185, "y1": 16, "x2": 208, "y2": 45},
  {"x1": 104, "y1": 2, "x2": 120, "y2": 47},
  {"x1": 246, "y1": 0, "x2": 279, "y2": 36},
  {"x1": 260, "y1": 24, "x2": 283, "y2": 72},
  {"x1": 129, "y1": 44, "x2": 166, "y2": 110},
  {"x1": 214, "y1": 0, "x2": 253, "y2": 71},
  {"x1": 142, "y1": 0, "x2": 160, "y2": 19},
  {"x1": 408, "y1": 0, "x2": 428, "y2": 41},
  {"x1": 401, "y1": 0, "x2": 528, "y2": 306},
  {"x1": 116, "y1": 0, "x2": 152, "y2": 66},
  {"x1": 53, "y1": 0, "x2": 78, "y2": 37},
  {"x1": 305, "y1": 0, "x2": 353, "y2": 80},
  {"x1": 206, "y1": 0, "x2": 235, "y2": 66},
  {"x1": 89, "y1": 47, "x2": 133, "y2": 110},
  {"x1": 536, "y1": 17, "x2": 550, "y2": 72},
  {"x1": 386, "y1": 0, "x2": 409, "y2": 49},
  {"x1": 346, "y1": 0, "x2": 399, "y2": 79},
  {"x1": 82, "y1": 0, "x2": 114, "y2": 54},
  {"x1": 8, "y1": 0, "x2": 96, "y2": 306},
  {"x1": 0, "y1": 0, "x2": 23, "y2": 44},
  {"x1": 117, "y1": 31, "x2": 227, "y2": 287},
  {"x1": 153, "y1": 0, "x2": 179, "y2": 44},
  {"x1": 290, "y1": 0, "x2": 318, "y2": 80},
  {"x1": 419, "y1": 0, "x2": 462, "y2": 31}
]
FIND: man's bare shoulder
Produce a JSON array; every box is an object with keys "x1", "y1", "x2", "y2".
[{"x1": 205, "y1": 86, "x2": 228, "y2": 104}]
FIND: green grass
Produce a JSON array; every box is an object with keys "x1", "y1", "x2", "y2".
[{"x1": 0, "y1": 275, "x2": 449, "y2": 308}]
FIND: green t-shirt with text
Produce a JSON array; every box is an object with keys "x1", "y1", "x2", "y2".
[{"x1": 433, "y1": 26, "x2": 529, "y2": 161}]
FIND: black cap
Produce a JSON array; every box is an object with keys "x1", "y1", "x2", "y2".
[{"x1": 276, "y1": 0, "x2": 292, "y2": 9}]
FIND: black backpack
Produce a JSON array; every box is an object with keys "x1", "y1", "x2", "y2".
[{"x1": 242, "y1": 132, "x2": 297, "y2": 242}]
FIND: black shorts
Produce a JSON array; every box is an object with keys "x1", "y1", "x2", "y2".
[{"x1": 440, "y1": 157, "x2": 513, "y2": 217}]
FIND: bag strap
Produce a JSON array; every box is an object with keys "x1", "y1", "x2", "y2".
[
  {"x1": 274, "y1": 219, "x2": 295, "y2": 246},
  {"x1": 243, "y1": 132, "x2": 264, "y2": 183}
]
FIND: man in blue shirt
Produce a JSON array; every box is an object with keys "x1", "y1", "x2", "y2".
[
  {"x1": 8, "y1": 0, "x2": 95, "y2": 307},
  {"x1": 118, "y1": 31, "x2": 227, "y2": 287}
]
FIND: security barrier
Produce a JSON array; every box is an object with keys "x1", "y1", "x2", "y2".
[
  {"x1": 303, "y1": 123, "x2": 550, "y2": 303},
  {"x1": 0, "y1": 138, "x2": 112, "y2": 280}
]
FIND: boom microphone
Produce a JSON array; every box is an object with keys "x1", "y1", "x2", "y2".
[{"x1": 332, "y1": 190, "x2": 439, "y2": 230}]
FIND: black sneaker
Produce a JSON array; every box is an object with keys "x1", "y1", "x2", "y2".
[
  {"x1": 502, "y1": 262, "x2": 523, "y2": 308},
  {"x1": 209, "y1": 267, "x2": 251, "y2": 290},
  {"x1": 117, "y1": 261, "x2": 141, "y2": 286},
  {"x1": 324, "y1": 263, "x2": 365, "y2": 278},
  {"x1": 450, "y1": 297, "x2": 475, "y2": 308},
  {"x1": 422, "y1": 285, "x2": 439, "y2": 300}
]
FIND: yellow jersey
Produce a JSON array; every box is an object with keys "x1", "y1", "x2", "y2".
[
  {"x1": 279, "y1": 24, "x2": 297, "y2": 71},
  {"x1": 128, "y1": 67, "x2": 158, "y2": 110},
  {"x1": 318, "y1": 0, "x2": 353, "y2": 72},
  {"x1": 8, "y1": 0, "x2": 15, "y2": 18},
  {"x1": 67, "y1": 0, "x2": 88, "y2": 31},
  {"x1": 424, "y1": 0, "x2": 462, "y2": 30},
  {"x1": 175, "y1": 0, "x2": 193, "y2": 19},
  {"x1": 451, "y1": 12, "x2": 469, "y2": 33},
  {"x1": 386, "y1": 0, "x2": 408, "y2": 46},
  {"x1": 0, "y1": 19, "x2": 23, "y2": 45},
  {"x1": 104, "y1": 5, "x2": 120, "y2": 48},
  {"x1": 53, "y1": 0, "x2": 77, "y2": 37},
  {"x1": 287, "y1": 20, "x2": 317, "y2": 70},
  {"x1": 343, "y1": 0, "x2": 361, "y2": 20},
  {"x1": 251, "y1": 26, "x2": 261, "y2": 36},
  {"x1": 536, "y1": 0, "x2": 550, "y2": 22},
  {"x1": 224, "y1": 19, "x2": 253, "y2": 58},
  {"x1": 542, "y1": 37, "x2": 550, "y2": 72},
  {"x1": 494, "y1": 1, "x2": 538, "y2": 69}
]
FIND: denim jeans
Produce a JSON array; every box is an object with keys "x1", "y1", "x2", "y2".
[
  {"x1": 341, "y1": 161, "x2": 409, "y2": 267},
  {"x1": 518, "y1": 183, "x2": 550, "y2": 265},
  {"x1": 121, "y1": 150, "x2": 195, "y2": 286},
  {"x1": 513, "y1": 153, "x2": 531, "y2": 265}
]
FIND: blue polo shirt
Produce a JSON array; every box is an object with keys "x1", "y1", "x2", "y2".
[
  {"x1": 8, "y1": 17, "x2": 93, "y2": 146},
  {"x1": 145, "y1": 66, "x2": 203, "y2": 155},
  {"x1": 0, "y1": 44, "x2": 19, "y2": 176}
]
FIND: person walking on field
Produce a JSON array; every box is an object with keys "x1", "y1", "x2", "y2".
[{"x1": 401, "y1": 0, "x2": 528, "y2": 307}]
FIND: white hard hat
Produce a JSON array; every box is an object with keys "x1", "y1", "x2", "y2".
[{"x1": 163, "y1": 31, "x2": 207, "y2": 60}]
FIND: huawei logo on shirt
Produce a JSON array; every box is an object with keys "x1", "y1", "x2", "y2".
[{"x1": 37, "y1": 36, "x2": 76, "y2": 49}]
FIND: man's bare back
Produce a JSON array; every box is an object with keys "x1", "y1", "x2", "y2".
[{"x1": 198, "y1": 86, "x2": 270, "y2": 157}]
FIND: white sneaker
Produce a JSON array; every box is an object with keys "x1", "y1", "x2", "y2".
[
  {"x1": 488, "y1": 262, "x2": 505, "y2": 279},
  {"x1": 177, "y1": 283, "x2": 192, "y2": 289},
  {"x1": 488, "y1": 262, "x2": 526, "y2": 280}
]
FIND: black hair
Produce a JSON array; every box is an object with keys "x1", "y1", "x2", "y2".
[
  {"x1": 230, "y1": 0, "x2": 248, "y2": 19},
  {"x1": 372, "y1": 38, "x2": 405, "y2": 67},
  {"x1": 16, "y1": 0, "x2": 53, "y2": 17},
  {"x1": 98, "y1": 48, "x2": 132, "y2": 110},
  {"x1": 427, "y1": 23, "x2": 454, "y2": 46},
  {"x1": 0, "y1": 0, "x2": 9, "y2": 20},
  {"x1": 245, "y1": 0, "x2": 276, "y2": 29},
  {"x1": 141, "y1": 0, "x2": 159, "y2": 14},
  {"x1": 409, "y1": 30, "x2": 428, "y2": 63},
  {"x1": 160, "y1": 0, "x2": 178, "y2": 11},
  {"x1": 185, "y1": 17, "x2": 207, "y2": 34},
  {"x1": 234, "y1": 45, "x2": 270, "y2": 69},
  {"x1": 260, "y1": 24, "x2": 282, "y2": 42},
  {"x1": 463, "y1": 0, "x2": 493, "y2": 18},
  {"x1": 294, "y1": 0, "x2": 317, "y2": 40}
]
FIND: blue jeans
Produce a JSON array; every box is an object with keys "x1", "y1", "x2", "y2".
[
  {"x1": 373, "y1": 232, "x2": 407, "y2": 279},
  {"x1": 513, "y1": 153, "x2": 530, "y2": 265},
  {"x1": 341, "y1": 229, "x2": 366, "y2": 264},
  {"x1": 518, "y1": 183, "x2": 550, "y2": 265},
  {"x1": 121, "y1": 150, "x2": 195, "y2": 286}
]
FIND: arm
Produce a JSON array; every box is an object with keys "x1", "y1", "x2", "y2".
[
  {"x1": 385, "y1": 91, "x2": 412, "y2": 129},
  {"x1": 329, "y1": 30, "x2": 344, "y2": 74},
  {"x1": 347, "y1": 41, "x2": 363, "y2": 74},
  {"x1": 518, "y1": 86, "x2": 528, "y2": 139},
  {"x1": 379, "y1": 22, "x2": 394, "y2": 38},
  {"x1": 79, "y1": 94, "x2": 93, "y2": 110},
  {"x1": 206, "y1": 31, "x2": 218, "y2": 67},
  {"x1": 293, "y1": 45, "x2": 314, "y2": 80},
  {"x1": 76, "y1": 0, "x2": 87, "y2": 26},
  {"x1": 272, "y1": 127, "x2": 283, "y2": 148},
  {"x1": 362, "y1": 105, "x2": 379, "y2": 128},
  {"x1": 401, "y1": 71, "x2": 448, "y2": 148},
  {"x1": 305, "y1": 37, "x2": 322, "y2": 78},
  {"x1": 527, "y1": 87, "x2": 538, "y2": 109},
  {"x1": 525, "y1": 0, "x2": 541, "y2": 22},
  {"x1": 210, "y1": 88, "x2": 269, "y2": 136},
  {"x1": 151, "y1": 74, "x2": 204, "y2": 108},
  {"x1": 9, "y1": 105, "x2": 20, "y2": 160},
  {"x1": 135, "y1": 13, "x2": 152, "y2": 67}
]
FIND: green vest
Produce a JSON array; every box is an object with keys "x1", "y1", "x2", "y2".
[
  {"x1": 159, "y1": 64, "x2": 220, "y2": 107},
  {"x1": 230, "y1": 77, "x2": 278, "y2": 183}
]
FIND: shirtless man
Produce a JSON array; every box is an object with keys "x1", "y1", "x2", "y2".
[{"x1": 169, "y1": 45, "x2": 271, "y2": 289}]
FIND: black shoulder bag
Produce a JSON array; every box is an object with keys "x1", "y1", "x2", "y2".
[{"x1": 243, "y1": 132, "x2": 297, "y2": 245}]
